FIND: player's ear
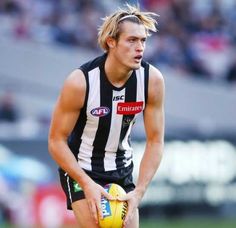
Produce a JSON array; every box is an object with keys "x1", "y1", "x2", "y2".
[{"x1": 106, "y1": 37, "x2": 116, "y2": 49}]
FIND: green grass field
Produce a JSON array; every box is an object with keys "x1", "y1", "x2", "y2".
[
  {"x1": 140, "y1": 218, "x2": 236, "y2": 228},
  {"x1": 2, "y1": 218, "x2": 236, "y2": 228}
]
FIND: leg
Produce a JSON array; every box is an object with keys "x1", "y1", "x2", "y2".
[
  {"x1": 72, "y1": 199, "x2": 99, "y2": 228},
  {"x1": 127, "y1": 208, "x2": 139, "y2": 228}
]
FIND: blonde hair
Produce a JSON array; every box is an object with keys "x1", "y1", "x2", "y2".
[{"x1": 98, "y1": 4, "x2": 158, "y2": 52}]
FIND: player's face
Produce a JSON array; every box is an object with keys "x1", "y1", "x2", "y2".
[{"x1": 114, "y1": 21, "x2": 147, "y2": 70}]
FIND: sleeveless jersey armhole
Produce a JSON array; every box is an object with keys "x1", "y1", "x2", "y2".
[
  {"x1": 144, "y1": 64, "x2": 149, "y2": 105},
  {"x1": 78, "y1": 67, "x2": 89, "y2": 111}
]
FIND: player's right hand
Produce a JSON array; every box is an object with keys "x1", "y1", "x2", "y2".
[{"x1": 83, "y1": 181, "x2": 115, "y2": 224}]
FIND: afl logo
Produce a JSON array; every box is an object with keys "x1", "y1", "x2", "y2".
[{"x1": 91, "y1": 107, "x2": 110, "y2": 117}]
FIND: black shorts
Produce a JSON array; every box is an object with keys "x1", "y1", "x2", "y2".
[{"x1": 58, "y1": 163, "x2": 135, "y2": 210}]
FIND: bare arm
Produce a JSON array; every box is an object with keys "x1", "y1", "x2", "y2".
[
  {"x1": 48, "y1": 69, "x2": 112, "y2": 223},
  {"x1": 48, "y1": 69, "x2": 90, "y2": 187},
  {"x1": 121, "y1": 65, "x2": 165, "y2": 226},
  {"x1": 136, "y1": 64, "x2": 165, "y2": 196}
]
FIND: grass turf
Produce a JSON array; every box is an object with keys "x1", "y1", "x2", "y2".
[
  {"x1": 140, "y1": 218, "x2": 236, "y2": 228},
  {"x1": 2, "y1": 218, "x2": 236, "y2": 228}
]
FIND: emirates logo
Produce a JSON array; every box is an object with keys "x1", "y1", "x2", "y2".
[{"x1": 117, "y1": 101, "x2": 143, "y2": 115}]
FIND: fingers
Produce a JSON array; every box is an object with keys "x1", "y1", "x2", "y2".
[
  {"x1": 88, "y1": 201, "x2": 99, "y2": 224},
  {"x1": 96, "y1": 197, "x2": 103, "y2": 220},
  {"x1": 123, "y1": 202, "x2": 134, "y2": 227},
  {"x1": 88, "y1": 196, "x2": 105, "y2": 223},
  {"x1": 117, "y1": 194, "x2": 129, "y2": 201},
  {"x1": 117, "y1": 192, "x2": 136, "y2": 227},
  {"x1": 102, "y1": 189, "x2": 116, "y2": 201}
]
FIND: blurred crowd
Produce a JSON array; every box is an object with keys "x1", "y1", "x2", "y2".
[
  {"x1": 1, "y1": 1, "x2": 236, "y2": 225},
  {"x1": 0, "y1": 0, "x2": 236, "y2": 83}
]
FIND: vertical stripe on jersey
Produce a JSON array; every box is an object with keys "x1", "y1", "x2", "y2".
[
  {"x1": 91, "y1": 69, "x2": 113, "y2": 172},
  {"x1": 116, "y1": 71, "x2": 137, "y2": 168},
  {"x1": 77, "y1": 67, "x2": 100, "y2": 171},
  {"x1": 104, "y1": 89, "x2": 126, "y2": 170},
  {"x1": 136, "y1": 66, "x2": 146, "y2": 108}
]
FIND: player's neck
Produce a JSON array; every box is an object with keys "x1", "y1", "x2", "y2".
[{"x1": 105, "y1": 54, "x2": 132, "y2": 88}]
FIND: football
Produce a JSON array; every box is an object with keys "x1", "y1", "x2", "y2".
[{"x1": 99, "y1": 183, "x2": 128, "y2": 228}]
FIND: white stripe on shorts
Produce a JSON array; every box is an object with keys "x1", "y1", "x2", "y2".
[{"x1": 66, "y1": 175, "x2": 72, "y2": 204}]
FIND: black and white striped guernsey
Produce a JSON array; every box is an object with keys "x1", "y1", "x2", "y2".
[{"x1": 68, "y1": 54, "x2": 149, "y2": 173}]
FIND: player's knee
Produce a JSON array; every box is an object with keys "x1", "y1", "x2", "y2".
[{"x1": 72, "y1": 200, "x2": 99, "y2": 228}]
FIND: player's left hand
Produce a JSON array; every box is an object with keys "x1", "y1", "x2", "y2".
[{"x1": 117, "y1": 189, "x2": 142, "y2": 228}]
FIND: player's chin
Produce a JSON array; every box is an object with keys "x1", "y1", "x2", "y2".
[{"x1": 131, "y1": 62, "x2": 141, "y2": 70}]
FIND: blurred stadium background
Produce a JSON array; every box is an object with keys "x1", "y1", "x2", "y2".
[{"x1": 0, "y1": 0, "x2": 236, "y2": 227}]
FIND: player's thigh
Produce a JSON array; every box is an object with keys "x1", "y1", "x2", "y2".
[
  {"x1": 128, "y1": 208, "x2": 139, "y2": 228},
  {"x1": 72, "y1": 199, "x2": 99, "y2": 228}
]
